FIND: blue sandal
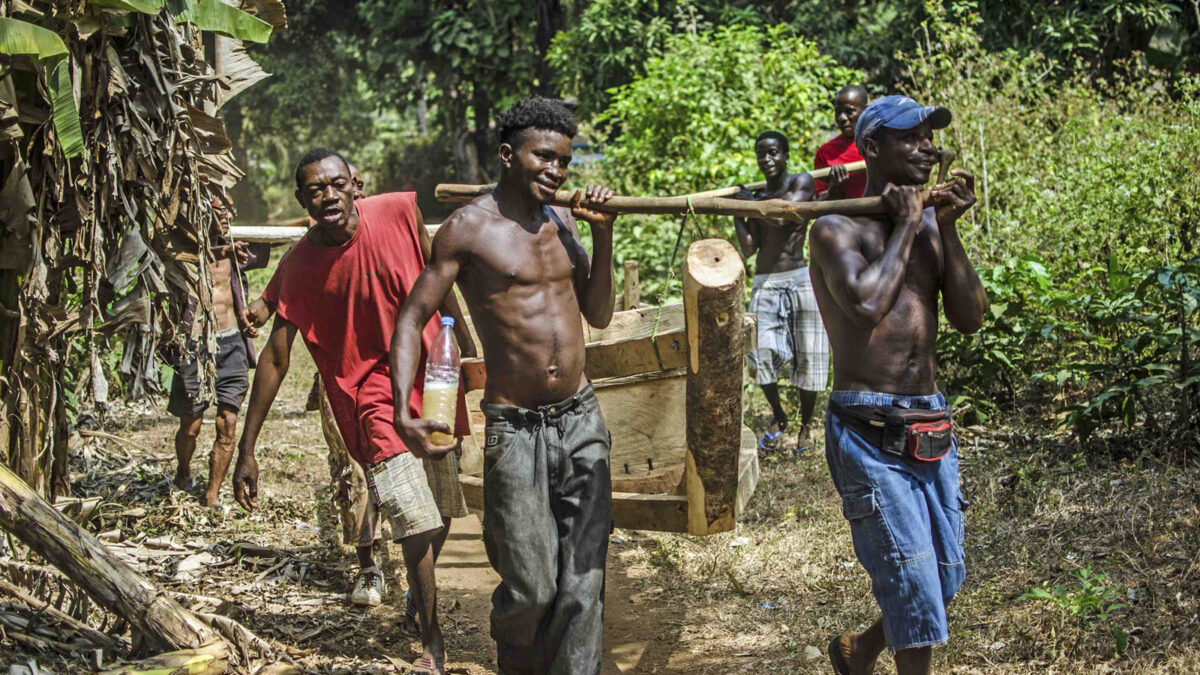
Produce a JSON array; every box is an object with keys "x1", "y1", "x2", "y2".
[{"x1": 758, "y1": 428, "x2": 784, "y2": 452}]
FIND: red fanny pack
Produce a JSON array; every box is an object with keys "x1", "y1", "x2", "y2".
[{"x1": 831, "y1": 402, "x2": 954, "y2": 463}]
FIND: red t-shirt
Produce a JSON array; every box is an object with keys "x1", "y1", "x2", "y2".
[
  {"x1": 813, "y1": 135, "x2": 866, "y2": 199},
  {"x1": 263, "y1": 192, "x2": 469, "y2": 466}
]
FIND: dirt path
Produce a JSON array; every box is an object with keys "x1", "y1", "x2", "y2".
[
  {"x1": 56, "y1": 346, "x2": 718, "y2": 674},
  {"x1": 13, "y1": 337, "x2": 1200, "y2": 673}
]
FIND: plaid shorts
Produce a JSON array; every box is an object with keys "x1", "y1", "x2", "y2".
[
  {"x1": 362, "y1": 446, "x2": 465, "y2": 540},
  {"x1": 746, "y1": 266, "x2": 831, "y2": 390}
]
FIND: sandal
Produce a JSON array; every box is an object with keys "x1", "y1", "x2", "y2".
[
  {"x1": 828, "y1": 634, "x2": 850, "y2": 675},
  {"x1": 408, "y1": 655, "x2": 444, "y2": 675},
  {"x1": 758, "y1": 428, "x2": 784, "y2": 452}
]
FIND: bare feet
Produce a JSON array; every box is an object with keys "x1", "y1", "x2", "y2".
[
  {"x1": 172, "y1": 471, "x2": 195, "y2": 492},
  {"x1": 202, "y1": 488, "x2": 220, "y2": 507},
  {"x1": 795, "y1": 424, "x2": 812, "y2": 455}
]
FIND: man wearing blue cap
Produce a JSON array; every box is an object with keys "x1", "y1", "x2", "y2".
[{"x1": 808, "y1": 95, "x2": 988, "y2": 675}]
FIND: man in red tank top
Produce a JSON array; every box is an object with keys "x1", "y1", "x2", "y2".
[
  {"x1": 233, "y1": 149, "x2": 472, "y2": 674},
  {"x1": 813, "y1": 85, "x2": 870, "y2": 200}
]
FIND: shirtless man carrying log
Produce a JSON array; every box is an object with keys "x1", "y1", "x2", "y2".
[
  {"x1": 733, "y1": 131, "x2": 830, "y2": 453},
  {"x1": 391, "y1": 97, "x2": 616, "y2": 675},
  {"x1": 808, "y1": 95, "x2": 988, "y2": 675}
]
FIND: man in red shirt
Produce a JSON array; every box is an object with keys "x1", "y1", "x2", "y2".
[
  {"x1": 813, "y1": 84, "x2": 870, "y2": 200},
  {"x1": 233, "y1": 149, "x2": 471, "y2": 674}
]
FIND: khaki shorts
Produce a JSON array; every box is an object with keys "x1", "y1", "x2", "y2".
[{"x1": 320, "y1": 380, "x2": 468, "y2": 547}]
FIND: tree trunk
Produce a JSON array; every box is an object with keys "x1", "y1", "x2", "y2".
[
  {"x1": 533, "y1": 0, "x2": 566, "y2": 95},
  {"x1": 470, "y1": 84, "x2": 492, "y2": 182},
  {"x1": 681, "y1": 239, "x2": 745, "y2": 535},
  {"x1": 0, "y1": 463, "x2": 230, "y2": 669}
]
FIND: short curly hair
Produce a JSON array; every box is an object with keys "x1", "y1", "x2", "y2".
[
  {"x1": 755, "y1": 131, "x2": 789, "y2": 155},
  {"x1": 497, "y1": 97, "x2": 578, "y2": 146}
]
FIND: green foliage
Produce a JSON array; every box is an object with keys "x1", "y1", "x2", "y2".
[
  {"x1": 174, "y1": 0, "x2": 274, "y2": 43},
  {"x1": 0, "y1": 17, "x2": 68, "y2": 59},
  {"x1": 590, "y1": 24, "x2": 860, "y2": 298},
  {"x1": 0, "y1": 17, "x2": 82, "y2": 157},
  {"x1": 898, "y1": 1, "x2": 1200, "y2": 440},
  {"x1": 548, "y1": 0, "x2": 703, "y2": 115},
  {"x1": 600, "y1": 24, "x2": 860, "y2": 195},
  {"x1": 1021, "y1": 565, "x2": 1129, "y2": 655}
]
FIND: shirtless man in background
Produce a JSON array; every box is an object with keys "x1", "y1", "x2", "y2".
[
  {"x1": 391, "y1": 97, "x2": 616, "y2": 675},
  {"x1": 733, "y1": 131, "x2": 830, "y2": 453},
  {"x1": 168, "y1": 193, "x2": 263, "y2": 506}
]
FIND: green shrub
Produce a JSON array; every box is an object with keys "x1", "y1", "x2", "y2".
[{"x1": 591, "y1": 24, "x2": 861, "y2": 300}]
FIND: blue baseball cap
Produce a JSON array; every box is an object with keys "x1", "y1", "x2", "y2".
[{"x1": 855, "y1": 95, "x2": 952, "y2": 152}]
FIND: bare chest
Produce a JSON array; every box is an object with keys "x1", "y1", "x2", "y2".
[
  {"x1": 859, "y1": 217, "x2": 943, "y2": 296},
  {"x1": 468, "y1": 223, "x2": 577, "y2": 288}
]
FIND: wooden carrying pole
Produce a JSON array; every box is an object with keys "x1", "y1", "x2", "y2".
[
  {"x1": 435, "y1": 152, "x2": 955, "y2": 222},
  {"x1": 681, "y1": 239, "x2": 745, "y2": 536},
  {"x1": 435, "y1": 184, "x2": 894, "y2": 222},
  {"x1": 683, "y1": 159, "x2": 867, "y2": 199},
  {"x1": 0, "y1": 463, "x2": 233, "y2": 673}
]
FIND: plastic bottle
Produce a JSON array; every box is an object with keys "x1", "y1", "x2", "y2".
[{"x1": 421, "y1": 316, "x2": 459, "y2": 446}]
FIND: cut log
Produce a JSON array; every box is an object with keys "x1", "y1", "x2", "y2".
[
  {"x1": 682, "y1": 239, "x2": 745, "y2": 536},
  {"x1": 231, "y1": 223, "x2": 445, "y2": 245},
  {"x1": 436, "y1": 184, "x2": 898, "y2": 222},
  {"x1": 0, "y1": 463, "x2": 230, "y2": 670}
]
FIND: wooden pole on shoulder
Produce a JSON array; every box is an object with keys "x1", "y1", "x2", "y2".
[
  {"x1": 681, "y1": 160, "x2": 867, "y2": 199},
  {"x1": 681, "y1": 239, "x2": 745, "y2": 536}
]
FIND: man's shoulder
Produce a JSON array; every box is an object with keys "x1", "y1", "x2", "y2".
[
  {"x1": 357, "y1": 192, "x2": 417, "y2": 223},
  {"x1": 810, "y1": 213, "x2": 862, "y2": 245},
  {"x1": 437, "y1": 198, "x2": 496, "y2": 246}
]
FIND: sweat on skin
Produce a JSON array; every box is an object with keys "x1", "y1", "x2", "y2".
[
  {"x1": 390, "y1": 97, "x2": 619, "y2": 674},
  {"x1": 808, "y1": 95, "x2": 987, "y2": 675}
]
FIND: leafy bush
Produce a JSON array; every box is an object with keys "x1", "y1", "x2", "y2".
[
  {"x1": 589, "y1": 24, "x2": 861, "y2": 300},
  {"x1": 1020, "y1": 565, "x2": 1129, "y2": 656},
  {"x1": 902, "y1": 2, "x2": 1200, "y2": 441}
]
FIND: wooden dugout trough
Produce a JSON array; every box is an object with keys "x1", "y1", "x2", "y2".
[{"x1": 456, "y1": 239, "x2": 759, "y2": 537}]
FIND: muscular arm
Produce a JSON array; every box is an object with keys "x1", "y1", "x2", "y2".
[
  {"x1": 933, "y1": 169, "x2": 988, "y2": 333},
  {"x1": 732, "y1": 216, "x2": 757, "y2": 257},
  {"x1": 808, "y1": 186, "x2": 924, "y2": 329},
  {"x1": 573, "y1": 218, "x2": 615, "y2": 329},
  {"x1": 415, "y1": 206, "x2": 477, "y2": 357},
  {"x1": 232, "y1": 315, "x2": 297, "y2": 509},
  {"x1": 390, "y1": 218, "x2": 469, "y2": 458},
  {"x1": 565, "y1": 186, "x2": 617, "y2": 329}
]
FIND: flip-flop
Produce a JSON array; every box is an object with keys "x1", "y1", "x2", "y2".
[
  {"x1": 828, "y1": 635, "x2": 850, "y2": 675},
  {"x1": 408, "y1": 655, "x2": 444, "y2": 675},
  {"x1": 758, "y1": 428, "x2": 784, "y2": 452}
]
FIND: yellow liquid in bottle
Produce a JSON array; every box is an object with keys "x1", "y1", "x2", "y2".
[{"x1": 421, "y1": 381, "x2": 458, "y2": 446}]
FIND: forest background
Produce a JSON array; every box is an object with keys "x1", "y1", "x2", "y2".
[{"x1": 227, "y1": 0, "x2": 1200, "y2": 444}]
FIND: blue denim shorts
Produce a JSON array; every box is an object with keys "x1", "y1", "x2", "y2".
[{"x1": 825, "y1": 390, "x2": 968, "y2": 651}]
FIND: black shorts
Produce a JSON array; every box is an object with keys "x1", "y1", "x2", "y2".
[{"x1": 167, "y1": 332, "x2": 249, "y2": 418}]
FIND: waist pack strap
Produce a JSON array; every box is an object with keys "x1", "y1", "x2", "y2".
[
  {"x1": 830, "y1": 401, "x2": 951, "y2": 455},
  {"x1": 829, "y1": 402, "x2": 888, "y2": 449}
]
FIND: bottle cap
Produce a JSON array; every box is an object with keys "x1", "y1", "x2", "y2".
[{"x1": 440, "y1": 316, "x2": 455, "y2": 327}]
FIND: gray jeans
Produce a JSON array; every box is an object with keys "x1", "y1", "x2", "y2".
[{"x1": 481, "y1": 383, "x2": 612, "y2": 675}]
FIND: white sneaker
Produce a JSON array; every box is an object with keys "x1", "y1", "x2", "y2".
[{"x1": 349, "y1": 566, "x2": 386, "y2": 607}]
